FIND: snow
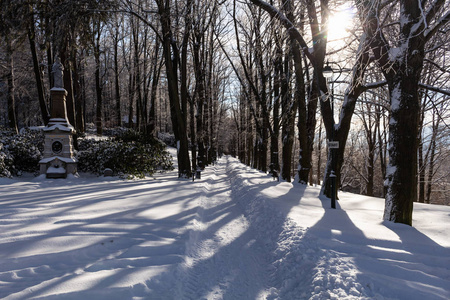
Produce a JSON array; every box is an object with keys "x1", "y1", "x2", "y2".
[
  {"x1": 46, "y1": 166, "x2": 66, "y2": 174},
  {"x1": 39, "y1": 156, "x2": 77, "y2": 164},
  {"x1": 0, "y1": 148, "x2": 449, "y2": 299},
  {"x1": 50, "y1": 88, "x2": 66, "y2": 92},
  {"x1": 390, "y1": 83, "x2": 402, "y2": 113},
  {"x1": 43, "y1": 123, "x2": 75, "y2": 132}
]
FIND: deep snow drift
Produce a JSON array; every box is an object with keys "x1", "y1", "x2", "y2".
[{"x1": 0, "y1": 149, "x2": 449, "y2": 299}]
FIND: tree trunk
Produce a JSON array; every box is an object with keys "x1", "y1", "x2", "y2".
[
  {"x1": 148, "y1": 38, "x2": 161, "y2": 136},
  {"x1": 27, "y1": 6, "x2": 50, "y2": 125},
  {"x1": 59, "y1": 44, "x2": 76, "y2": 128},
  {"x1": 247, "y1": 108, "x2": 253, "y2": 166},
  {"x1": 93, "y1": 24, "x2": 103, "y2": 135},
  {"x1": 206, "y1": 23, "x2": 216, "y2": 164},
  {"x1": 157, "y1": 0, "x2": 191, "y2": 178},
  {"x1": 6, "y1": 37, "x2": 18, "y2": 134},
  {"x1": 377, "y1": 109, "x2": 388, "y2": 197},
  {"x1": 426, "y1": 131, "x2": 437, "y2": 204},
  {"x1": 280, "y1": 49, "x2": 296, "y2": 182},
  {"x1": 128, "y1": 72, "x2": 135, "y2": 129},
  {"x1": 47, "y1": 46, "x2": 53, "y2": 89},
  {"x1": 293, "y1": 43, "x2": 309, "y2": 184},
  {"x1": 132, "y1": 22, "x2": 143, "y2": 131},
  {"x1": 366, "y1": 143, "x2": 375, "y2": 196},
  {"x1": 70, "y1": 49, "x2": 83, "y2": 133},
  {"x1": 239, "y1": 93, "x2": 246, "y2": 162},
  {"x1": 193, "y1": 35, "x2": 206, "y2": 170},
  {"x1": 255, "y1": 19, "x2": 268, "y2": 173},
  {"x1": 383, "y1": 72, "x2": 421, "y2": 225},
  {"x1": 316, "y1": 119, "x2": 323, "y2": 185},
  {"x1": 418, "y1": 133, "x2": 425, "y2": 203},
  {"x1": 271, "y1": 38, "x2": 281, "y2": 173},
  {"x1": 113, "y1": 24, "x2": 122, "y2": 127},
  {"x1": 190, "y1": 98, "x2": 197, "y2": 171}
]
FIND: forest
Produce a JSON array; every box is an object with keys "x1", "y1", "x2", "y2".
[{"x1": 0, "y1": 0, "x2": 449, "y2": 226}]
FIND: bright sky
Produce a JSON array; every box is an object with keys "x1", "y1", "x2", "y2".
[{"x1": 326, "y1": 4, "x2": 356, "y2": 49}]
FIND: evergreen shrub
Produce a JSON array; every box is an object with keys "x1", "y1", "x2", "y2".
[
  {"x1": 0, "y1": 127, "x2": 44, "y2": 177},
  {"x1": 77, "y1": 129, "x2": 173, "y2": 178}
]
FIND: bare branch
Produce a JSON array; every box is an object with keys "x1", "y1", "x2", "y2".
[
  {"x1": 247, "y1": 0, "x2": 314, "y2": 63},
  {"x1": 425, "y1": 10, "x2": 450, "y2": 42}
]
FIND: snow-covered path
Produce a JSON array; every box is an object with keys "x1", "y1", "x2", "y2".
[
  {"x1": 174, "y1": 158, "x2": 271, "y2": 299},
  {"x1": 0, "y1": 151, "x2": 449, "y2": 299}
]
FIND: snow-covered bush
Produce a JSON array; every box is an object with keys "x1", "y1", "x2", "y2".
[
  {"x1": 102, "y1": 126, "x2": 129, "y2": 137},
  {"x1": 0, "y1": 143, "x2": 14, "y2": 178},
  {"x1": 158, "y1": 132, "x2": 177, "y2": 148},
  {"x1": 8, "y1": 129, "x2": 44, "y2": 174},
  {"x1": 77, "y1": 129, "x2": 173, "y2": 178},
  {"x1": 0, "y1": 127, "x2": 44, "y2": 177}
]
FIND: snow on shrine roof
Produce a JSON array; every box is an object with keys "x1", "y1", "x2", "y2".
[
  {"x1": 44, "y1": 121, "x2": 75, "y2": 133},
  {"x1": 39, "y1": 156, "x2": 77, "y2": 164},
  {"x1": 50, "y1": 87, "x2": 67, "y2": 92}
]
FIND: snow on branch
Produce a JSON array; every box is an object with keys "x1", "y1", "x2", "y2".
[
  {"x1": 419, "y1": 83, "x2": 450, "y2": 97},
  {"x1": 362, "y1": 80, "x2": 388, "y2": 92}
]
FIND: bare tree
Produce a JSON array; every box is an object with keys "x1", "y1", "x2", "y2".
[
  {"x1": 356, "y1": 0, "x2": 450, "y2": 225},
  {"x1": 155, "y1": 0, "x2": 192, "y2": 177},
  {"x1": 26, "y1": 1, "x2": 50, "y2": 125}
]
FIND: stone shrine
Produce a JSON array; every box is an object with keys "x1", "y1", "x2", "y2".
[{"x1": 39, "y1": 58, "x2": 77, "y2": 178}]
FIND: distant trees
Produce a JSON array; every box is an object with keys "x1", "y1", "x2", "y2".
[
  {"x1": 1, "y1": 0, "x2": 24, "y2": 134},
  {"x1": 123, "y1": 0, "x2": 228, "y2": 177}
]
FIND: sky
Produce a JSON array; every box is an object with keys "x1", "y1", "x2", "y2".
[{"x1": 0, "y1": 147, "x2": 449, "y2": 299}]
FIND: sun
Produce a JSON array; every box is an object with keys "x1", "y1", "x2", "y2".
[{"x1": 326, "y1": 6, "x2": 356, "y2": 46}]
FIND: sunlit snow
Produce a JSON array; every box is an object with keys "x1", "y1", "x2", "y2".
[{"x1": 0, "y1": 148, "x2": 448, "y2": 299}]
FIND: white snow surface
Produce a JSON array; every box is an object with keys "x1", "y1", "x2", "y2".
[
  {"x1": 0, "y1": 148, "x2": 449, "y2": 300},
  {"x1": 39, "y1": 156, "x2": 77, "y2": 164},
  {"x1": 46, "y1": 166, "x2": 66, "y2": 174}
]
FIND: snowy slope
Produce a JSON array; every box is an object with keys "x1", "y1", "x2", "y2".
[{"x1": 0, "y1": 149, "x2": 449, "y2": 299}]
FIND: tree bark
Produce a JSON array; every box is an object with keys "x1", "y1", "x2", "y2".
[
  {"x1": 193, "y1": 32, "x2": 206, "y2": 170},
  {"x1": 73, "y1": 50, "x2": 84, "y2": 134},
  {"x1": 418, "y1": 131, "x2": 425, "y2": 203},
  {"x1": 148, "y1": 38, "x2": 161, "y2": 136},
  {"x1": 113, "y1": 21, "x2": 122, "y2": 127},
  {"x1": 156, "y1": 0, "x2": 191, "y2": 178},
  {"x1": 426, "y1": 124, "x2": 437, "y2": 204},
  {"x1": 93, "y1": 21, "x2": 103, "y2": 135},
  {"x1": 270, "y1": 33, "x2": 281, "y2": 173},
  {"x1": 383, "y1": 72, "x2": 421, "y2": 225},
  {"x1": 6, "y1": 36, "x2": 18, "y2": 134},
  {"x1": 27, "y1": 4, "x2": 50, "y2": 125},
  {"x1": 280, "y1": 47, "x2": 296, "y2": 181}
]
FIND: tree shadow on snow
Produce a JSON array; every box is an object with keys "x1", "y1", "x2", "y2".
[
  {"x1": 305, "y1": 194, "x2": 450, "y2": 299},
  {"x1": 0, "y1": 174, "x2": 203, "y2": 299}
]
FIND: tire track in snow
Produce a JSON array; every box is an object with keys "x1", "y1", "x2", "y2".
[{"x1": 178, "y1": 157, "x2": 272, "y2": 299}]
